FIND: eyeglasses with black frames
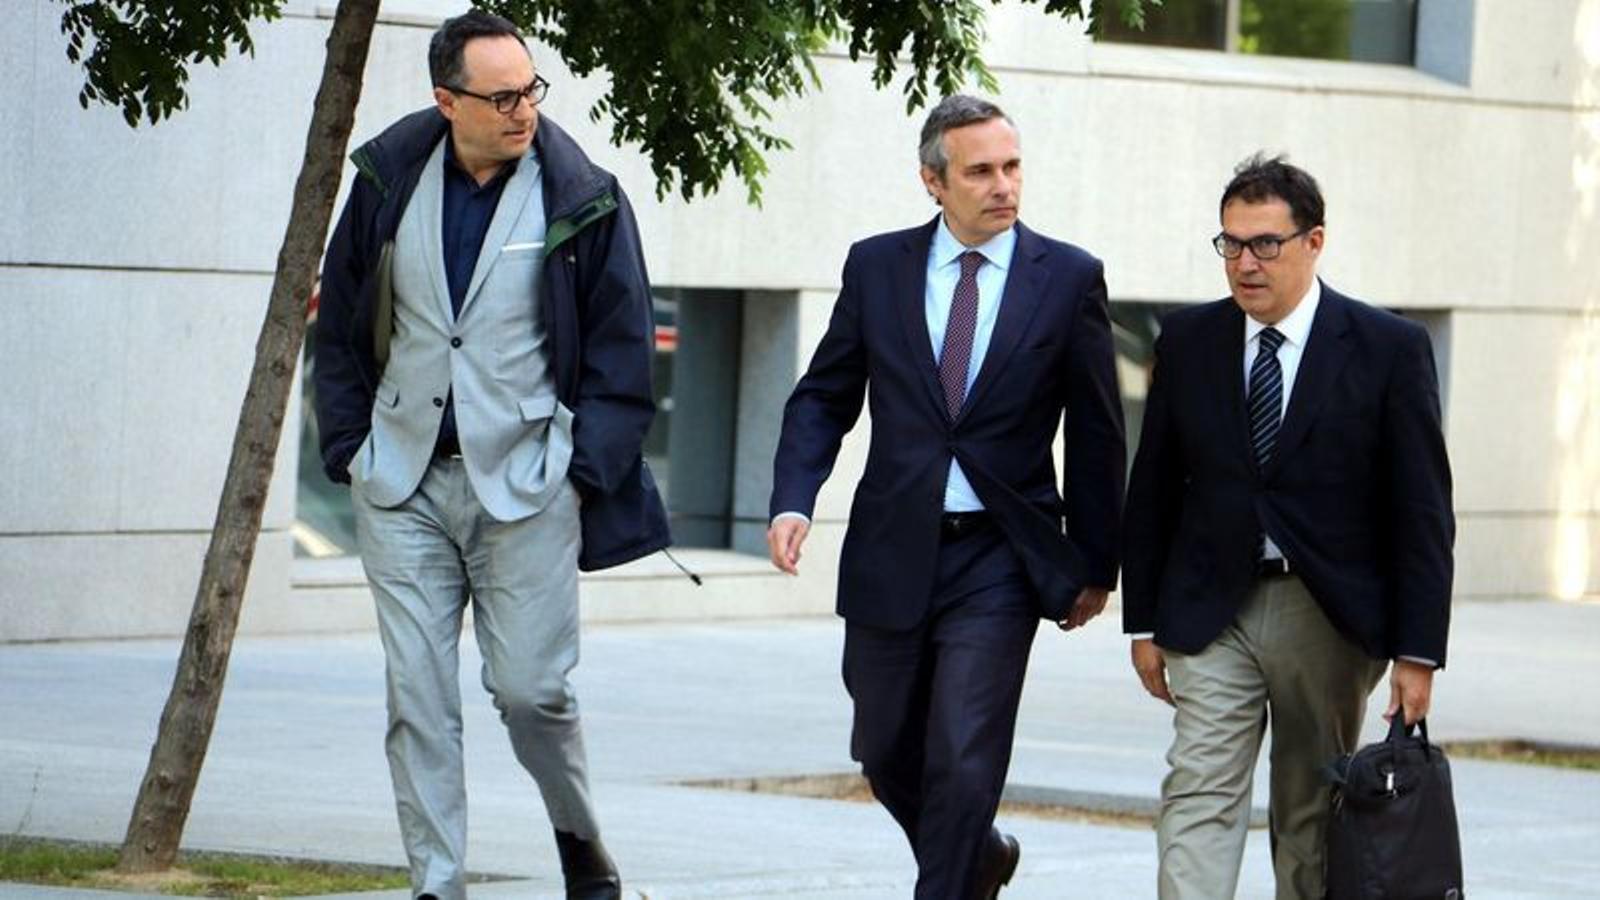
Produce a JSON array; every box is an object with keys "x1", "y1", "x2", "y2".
[
  {"x1": 449, "y1": 74, "x2": 550, "y2": 115},
  {"x1": 1212, "y1": 228, "x2": 1308, "y2": 260}
]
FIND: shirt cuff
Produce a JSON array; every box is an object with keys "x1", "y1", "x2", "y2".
[
  {"x1": 771, "y1": 511, "x2": 812, "y2": 527},
  {"x1": 1129, "y1": 633, "x2": 1155, "y2": 641},
  {"x1": 1397, "y1": 655, "x2": 1438, "y2": 667}
]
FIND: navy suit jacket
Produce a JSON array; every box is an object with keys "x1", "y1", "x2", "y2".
[
  {"x1": 1122, "y1": 284, "x2": 1455, "y2": 664},
  {"x1": 770, "y1": 217, "x2": 1126, "y2": 629}
]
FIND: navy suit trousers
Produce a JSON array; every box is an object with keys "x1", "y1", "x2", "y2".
[{"x1": 842, "y1": 522, "x2": 1038, "y2": 899}]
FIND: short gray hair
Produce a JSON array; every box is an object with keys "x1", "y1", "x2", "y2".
[{"x1": 918, "y1": 95, "x2": 1018, "y2": 179}]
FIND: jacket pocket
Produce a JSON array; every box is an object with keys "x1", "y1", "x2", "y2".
[
  {"x1": 517, "y1": 397, "x2": 575, "y2": 496},
  {"x1": 518, "y1": 396, "x2": 558, "y2": 422},
  {"x1": 375, "y1": 381, "x2": 399, "y2": 408},
  {"x1": 519, "y1": 396, "x2": 575, "y2": 451}
]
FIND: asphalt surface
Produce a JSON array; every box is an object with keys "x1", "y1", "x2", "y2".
[{"x1": 2, "y1": 599, "x2": 1597, "y2": 897}]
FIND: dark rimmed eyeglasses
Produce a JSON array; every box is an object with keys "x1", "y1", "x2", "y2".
[
  {"x1": 1212, "y1": 228, "x2": 1308, "y2": 260},
  {"x1": 449, "y1": 74, "x2": 550, "y2": 115}
]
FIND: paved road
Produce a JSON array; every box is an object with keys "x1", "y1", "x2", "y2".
[{"x1": 3, "y1": 599, "x2": 1597, "y2": 897}]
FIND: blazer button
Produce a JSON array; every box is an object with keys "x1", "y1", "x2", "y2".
[
  {"x1": 450, "y1": 337, "x2": 462, "y2": 348},
  {"x1": 432, "y1": 397, "x2": 444, "y2": 408}
]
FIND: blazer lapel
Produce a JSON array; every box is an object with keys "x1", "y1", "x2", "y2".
[
  {"x1": 1265, "y1": 283, "x2": 1353, "y2": 480},
  {"x1": 413, "y1": 140, "x2": 454, "y2": 324},
  {"x1": 1212, "y1": 302, "x2": 1252, "y2": 469},
  {"x1": 459, "y1": 151, "x2": 542, "y2": 319},
  {"x1": 895, "y1": 217, "x2": 947, "y2": 419},
  {"x1": 959, "y1": 223, "x2": 1045, "y2": 423}
]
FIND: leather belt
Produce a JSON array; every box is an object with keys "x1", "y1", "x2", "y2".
[
  {"x1": 433, "y1": 435, "x2": 463, "y2": 461},
  {"x1": 1256, "y1": 557, "x2": 1293, "y2": 578},
  {"x1": 940, "y1": 511, "x2": 993, "y2": 539}
]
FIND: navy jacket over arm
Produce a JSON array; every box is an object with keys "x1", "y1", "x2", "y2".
[
  {"x1": 770, "y1": 218, "x2": 1126, "y2": 628},
  {"x1": 1121, "y1": 285, "x2": 1455, "y2": 665}
]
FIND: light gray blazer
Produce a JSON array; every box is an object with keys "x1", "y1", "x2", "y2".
[{"x1": 348, "y1": 139, "x2": 573, "y2": 521}]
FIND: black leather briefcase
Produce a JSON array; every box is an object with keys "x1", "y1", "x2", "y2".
[{"x1": 1324, "y1": 716, "x2": 1464, "y2": 899}]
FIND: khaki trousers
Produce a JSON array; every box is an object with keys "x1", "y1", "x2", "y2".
[{"x1": 1156, "y1": 575, "x2": 1387, "y2": 900}]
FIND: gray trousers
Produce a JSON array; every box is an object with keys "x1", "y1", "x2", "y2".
[
  {"x1": 1156, "y1": 575, "x2": 1387, "y2": 900},
  {"x1": 353, "y1": 460, "x2": 599, "y2": 900}
]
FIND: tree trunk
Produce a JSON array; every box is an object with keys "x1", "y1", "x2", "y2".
[{"x1": 117, "y1": 0, "x2": 381, "y2": 873}]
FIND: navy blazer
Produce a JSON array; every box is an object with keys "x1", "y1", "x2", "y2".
[
  {"x1": 1122, "y1": 284, "x2": 1455, "y2": 664},
  {"x1": 770, "y1": 217, "x2": 1126, "y2": 629}
]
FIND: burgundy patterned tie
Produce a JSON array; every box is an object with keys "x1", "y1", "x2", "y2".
[{"x1": 939, "y1": 251, "x2": 984, "y2": 419}]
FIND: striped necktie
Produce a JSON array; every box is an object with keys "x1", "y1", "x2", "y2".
[
  {"x1": 938, "y1": 251, "x2": 984, "y2": 419},
  {"x1": 1248, "y1": 326, "x2": 1286, "y2": 468}
]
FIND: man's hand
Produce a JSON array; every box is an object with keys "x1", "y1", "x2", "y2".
[
  {"x1": 1132, "y1": 638, "x2": 1173, "y2": 706},
  {"x1": 1057, "y1": 587, "x2": 1109, "y2": 631},
  {"x1": 1385, "y1": 658, "x2": 1435, "y2": 725},
  {"x1": 766, "y1": 516, "x2": 810, "y2": 575}
]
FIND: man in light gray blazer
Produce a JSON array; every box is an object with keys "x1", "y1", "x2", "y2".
[{"x1": 314, "y1": 11, "x2": 669, "y2": 900}]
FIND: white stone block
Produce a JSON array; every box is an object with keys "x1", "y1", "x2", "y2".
[
  {"x1": 1448, "y1": 311, "x2": 1600, "y2": 517},
  {"x1": 0, "y1": 267, "x2": 298, "y2": 534},
  {"x1": 0, "y1": 269, "x2": 127, "y2": 532},
  {"x1": 0, "y1": 530, "x2": 292, "y2": 642},
  {"x1": 0, "y1": 1, "x2": 37, "y2": 265},
  {"x1": 1470, "y1": 0, "x2": 1600, "y2": 107},
  {"x1": 21, "y1": 14, "x2": 325, "y2": 272},
  {"x1": 1456, "y1": 513, "x2": 1600, "y2": 601}
]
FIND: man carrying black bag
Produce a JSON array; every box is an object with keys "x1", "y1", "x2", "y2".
[
  {"x1": 1326, "y1": 718, "x2": 1464, "y2": 899},
  {"x1": 1122, "y1": 154, "x2": 1457, "y2": 899}
]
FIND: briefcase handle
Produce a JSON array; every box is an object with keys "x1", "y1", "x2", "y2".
[
  {"x1": 1325, "y1": 716, "x2": 1441, "y2": 794},
  {"x1": 1386, "y1": 714, "x2": 1430, "y2": 745},
  {"x1": 1385, "y1": 714, "x2": 1446, "y2": 769}
]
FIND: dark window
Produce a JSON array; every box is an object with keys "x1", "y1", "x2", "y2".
[
  {"x1": 645, "y1": 288, "x2": 743, "y2": 550},
  {"x1": 1101, "y1": 0, "x2": 1227, "y2": 51},
  {"x1": 1110, "y1": 301, "x2": 1181, "y2": 469},
  {"x1": 1101, "y1": 0, "x2": 1417, "y2": 66}
]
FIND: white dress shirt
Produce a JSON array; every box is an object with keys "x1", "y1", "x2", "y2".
[{"x1": 1247, "y1": 278, "x2": 1320, "y2": 561}]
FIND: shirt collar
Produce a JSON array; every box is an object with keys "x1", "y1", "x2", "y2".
[
  {"x1": 444, "y1": 132, "x2": 521, "y2": 189},
  {"x1": 1246, "y1": 277, "x2": 1321, "y2": 348},
  {"x1": 931, "y1": 215, "x2": 1016, "y2": 272}
]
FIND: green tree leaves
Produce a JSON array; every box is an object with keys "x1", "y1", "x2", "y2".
[
  {"x1": 59, "y1": 0, "x2": 281, "y2": 125},
  {"x1": 59, "y1": 0, "x2": 1150, "y2": 201}
]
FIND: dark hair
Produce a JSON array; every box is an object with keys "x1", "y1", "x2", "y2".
[
  {"x1": 429, "y1": 9, "x2": 526, "y2": 89},
  {"x1": 1220, "y1": 152, "x2": 1325, "y2": 231},
  {"x1": 918, "y1": 94, "x2": 1018, "y2": 179}
]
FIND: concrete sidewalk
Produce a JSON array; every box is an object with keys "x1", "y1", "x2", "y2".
[{"x1": 3, "y1": 599, "x2": 1598, "y2": 898}]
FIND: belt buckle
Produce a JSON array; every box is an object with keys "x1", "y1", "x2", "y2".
[
  {"x1": 941, "y1": 511, "x2": 987, "y2": 538},
  {"x1": 1258, "y1": 557, "x2": 1291, "y2": 578}
]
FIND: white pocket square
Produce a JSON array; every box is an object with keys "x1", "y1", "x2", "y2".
[{"x1": 501, "y1": 241, "x2": 544, "y2": 253}]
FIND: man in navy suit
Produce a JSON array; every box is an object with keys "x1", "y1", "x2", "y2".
[
  {"x1": 767, "y1": 95, "x2": 1125, "y2": 899},
  {"x1": 1122, "y1": 155, "x2": 1454, "y2": 899}
]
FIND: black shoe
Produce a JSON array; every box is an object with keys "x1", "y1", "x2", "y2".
[
  {"x1": 973, "y1": 828, "x2": 1020, "y2": 899},
  {"x1": 554, "y1": 829, "x2": 622, "y2": 900}
]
